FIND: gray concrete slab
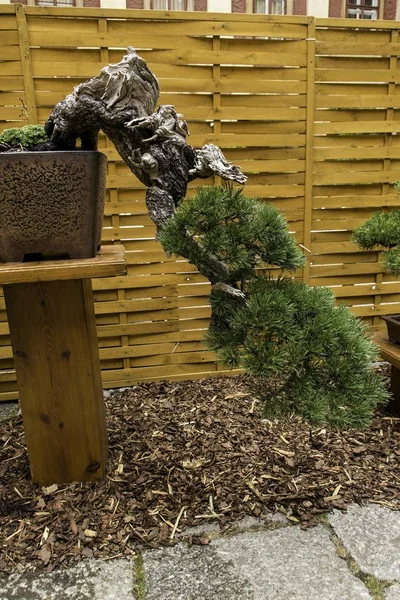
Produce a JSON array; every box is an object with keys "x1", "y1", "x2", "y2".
[
  {"x1": 143, "y1": 543, "x2": 253, "y2": 600},
  {"x1": 0, "y1": 558, "x2": 134, "y2": 600},
  {"x1": 386, "y1": 584, "x2": 400, "y2": 600},
  {"x1": 329, "y1": 504, "x2": 400, "y2": 581},
  {"x1": 212, "y1": 524, "x2": 372, "y2": 600},
  {"x1": 0, "y1": 402, "x2": 18, "y2": 424}
]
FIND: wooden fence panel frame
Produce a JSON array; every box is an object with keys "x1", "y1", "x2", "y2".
[{"x1": 1, "y1": 6, "x2": 400, "y2": 399}]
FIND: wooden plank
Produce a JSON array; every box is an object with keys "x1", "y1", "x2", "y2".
[
  {"x1": 0, "y1": 61, "x2": 22, "y2": 76},
  {"x1": 310, "y1": 262, "x2": 382, "y2": 277},
  {"x1": 313, "y1": 169, "x2": 400, "y2": 186},
  {"x1": 40, "y1": 104, "x2": 307, "y2": 122},
  {"x1": 314, "y1": 109, "x2": 388, "y2": 123},
  {"x1": 0, "y1": 107, "x2": 25, "y2": 120},
  {"x1": 0, "y1": 47, "x2": 21, "y2": 60},
  {"x1": 222, "y1": 122, "x2": 306, "y2": 135},
  {"x1": 314, "y1": 120, "x2": 400, "y2": 135},
  {"x1": 315, "y1": 69, "x2": 400, "y2": 83},
  {"x1": 316, "y1": 27, "x2": 391, "y2": 42},
  {"x1": 316, "y1": 17, "x2": 400, "y2": 30},
  {"x1": 15, "y1": 3, "x2": 37, "y2": 125},
  {"x1": 4, "y1": 278, "x2": 108, "y2": 484},
  {"x1": 317, "y1": 41, "x2": 400, "y2": 56},
  {"x1": 100, "y1": 362, "x2": 218, "y2": 383},
  {"x1": 0, "y1": 76, "x2": 26, "y2": 91},
  {"x1": 314, "y1": 160, "x2": 396, "y2": 173},
  {"x1": 29, "y1": 44, "x2": 307, "y2": 68},
  {"x1": 315, "y1": 95, "x2": 400, "y2": 110},
  {"x1": 224, "y1": 95, "x2": 307, "y2": 108},
  {"x1": 23, "y1": 8, "x2": 310, "y2": 29},
  {"x1": 302, "y1": 18, "x2": 315, "y2": 284},
  {"x1": 0, "y1": 246, "x2": 126, "y2": 285},
  {"x1": 0, "y1": 15, "x2": 18, "y2": 30},
  {"x1": 0, "y1": 91, "x2": 26, "y2": 105},
  {"x1": 314, "y1": 147, "x2": 400, "y2": 160},
  {"x1": 316, "y1": 57, "x2": 389, "y2": 70},
  {"x1": 159, "y1": 79, "x2": 307, "y2": 94},
  {"x1": 0, "y1": 30, "x2": 19, "y2": 45}
]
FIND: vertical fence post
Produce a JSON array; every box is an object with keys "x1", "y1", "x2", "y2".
[
  {"x1": 97, "y1": 16, "x2": 132, "y2": 373},
  {"x1": 302, "y1": 17, "x2": 316, "y2": 285},
  {"x1": 212, "y1": 34, "x2": 222, "y2": 188},
  {"x1": 15, "y1": 3, "x2": 37, "y2": 125}
]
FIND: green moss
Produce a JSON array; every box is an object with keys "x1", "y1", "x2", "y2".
[
  {"x1": 327, "y1": 526, "x2": 392, "y2": 600},
  {"x1": 134, "y1": 553, "x2": 146, "y2": 600},
  {"x1": 361, "y1": 575, "x2": 391, "y2": 600},
  {"x1": 0, "y1": 125, "x2": 48, "y2": 150}
]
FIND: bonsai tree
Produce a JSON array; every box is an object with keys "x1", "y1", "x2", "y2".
[
  {"x1": 0, "y1": 48, "x2": 388, "y2": 428},
  {"x1": 353, "y1": 197, "x2": 400, "y2": 276},
  {"x1": 159, "y1": 185, "x2": 389, "y2": 428}
]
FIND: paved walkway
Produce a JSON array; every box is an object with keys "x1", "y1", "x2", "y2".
[{"x1": 1, "y1": 503, "x2": 400, "y2": 599}]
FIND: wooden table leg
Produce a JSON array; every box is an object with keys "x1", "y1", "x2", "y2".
[
  {"x1": 389, "y1": 364, "x2": 400, "y2": 416},
  {"x1": 4, "y1": 278, "x2": 108, "y2": 485}
]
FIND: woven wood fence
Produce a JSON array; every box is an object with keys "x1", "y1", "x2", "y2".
[{"x1": 1, "y1": 5, "x2": 400, "y2": 400}]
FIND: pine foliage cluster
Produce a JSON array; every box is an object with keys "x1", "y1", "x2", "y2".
[
  {"x1": 353, "y1": 208, "x2": 400, "y2": 276},
  {"x1": 159, "y1": 186, "x2": 388, "y2": 429}
]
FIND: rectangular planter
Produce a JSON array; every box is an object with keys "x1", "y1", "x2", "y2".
[
  {"x1": 0, "y1": 151, "x2": 107, "y2": 262},
  {"x1": 382, "y1": 315, "x2": 400, "y2": 345}
]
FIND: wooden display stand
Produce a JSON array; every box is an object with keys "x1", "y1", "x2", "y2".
[
  {"x1": 0, "y1": 245, "x2": 126, "y2": 485},
  {"x1": 375, "y1": 330, "x2": 400, "y2": 416}
]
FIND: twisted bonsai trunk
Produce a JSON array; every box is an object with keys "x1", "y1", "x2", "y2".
[{"x1": 44, "y1": 47, "x2": 247, "y2": 233}]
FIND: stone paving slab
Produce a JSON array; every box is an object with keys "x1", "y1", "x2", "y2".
[
  {"x1": 143, "y1": 524, "x2": 372, "y2": 600},
  {"x1": 212, "y1": 524, "x2": 372, "y2": 600},
  {"x1": 329, "y1": 504, "x2": 400, "y2": 581},
  {"x1": 0, "y1": 558, "x2": 134, "y2": 600},
  {"x1": 143, "y1": 543, "x2": 253, "y2": 600},
  {"x1": 386, "y1": 584, "x2": 400, "y2": 600}
]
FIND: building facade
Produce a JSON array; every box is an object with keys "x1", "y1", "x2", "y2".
[{"x1": 2, "y1": 0, "x2": 399, "y2": 21}]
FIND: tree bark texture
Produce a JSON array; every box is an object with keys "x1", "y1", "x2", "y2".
[{"x1": 46, "y1": 47, "x2": 247, "y2": 233}]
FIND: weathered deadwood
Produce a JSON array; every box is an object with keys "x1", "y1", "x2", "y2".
[{"x1": 46, "y1": 47, "x2": 247, "y2": 233}]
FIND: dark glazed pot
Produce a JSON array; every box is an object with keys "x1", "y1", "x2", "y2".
[
  {"x1": 382, "y1": 315, "x2": 400, "y2": 345},
  {"x1": 0, "y1": 151, "x2": 107, "y2": 262}
]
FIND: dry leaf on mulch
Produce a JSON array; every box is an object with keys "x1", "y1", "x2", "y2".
[{"x1": 0, "y1": 373, "x2": 399, "y2": 576}]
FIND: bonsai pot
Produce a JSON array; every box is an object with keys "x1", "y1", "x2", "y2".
[
  {"x1": 382, "y1": 315, "x2": 400, "y2": 345},
  {"x1": 0, "y1": 151, "x2": 107, "y2": 262}
]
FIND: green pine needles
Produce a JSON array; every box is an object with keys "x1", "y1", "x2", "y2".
[
  {"x1": 159, "y1": 185, "x2": 388, "y2": 428},
  {"x1": 353, "y1": 208, "x2": 400, "y2": 276},
  {"x1": 159, "y1": 185, "x2": 305, "y2": 284}
]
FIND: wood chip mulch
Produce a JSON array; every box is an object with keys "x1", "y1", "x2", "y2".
[{"x1": 1, "y1": 373, "x2": 400, "y2": 576}]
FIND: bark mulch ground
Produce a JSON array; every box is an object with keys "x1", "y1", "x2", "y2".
[{"x1": 1, "y1": 373, "x2": 399, "y2": 576}]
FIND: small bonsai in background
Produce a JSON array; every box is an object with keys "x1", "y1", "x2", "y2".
[
  {"x1": 0, "y1": 125, "x2": 52, "y2": 152},
  {"x1": 353, "y1": 193, "x2": 400, "y2": 276},
  {"x1": 160, "y1": 185, "x2": 388, "y2": 428}
]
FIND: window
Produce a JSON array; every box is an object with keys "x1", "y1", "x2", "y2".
[
  {"x1": 254, "y1": 0, "x2": 286, "y2": 14},
  {"x1": 35, "y1": 0, "x2": 76, "y2": 6},
  {"x1": 35, "y1": 0, "x2": 75, "y2": 5},
  {"x1": 153, "y1": 0, "x2": 194, "y2": 9},
  {"x1": 346, "y1": 0, "x2": 379, "y2": 19}
]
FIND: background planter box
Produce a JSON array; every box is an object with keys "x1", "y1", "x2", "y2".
[
  {"x1": 0, "y1": 151, "x2": 107, "y2": 262},
  {"x1": 382, "y1": 315, "x2": 400, "y2": 345}
]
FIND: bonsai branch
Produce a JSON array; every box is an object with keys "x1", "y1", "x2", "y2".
[{"x1": 44, "y1": 47, "x2": 247, "y2": 233}]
